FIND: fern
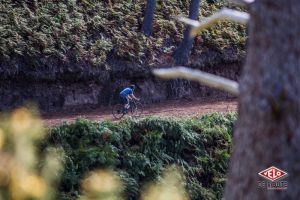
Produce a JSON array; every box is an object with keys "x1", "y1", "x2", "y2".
[{"x1": 42, "y1": 113, "x2": 236, "y2": 200}]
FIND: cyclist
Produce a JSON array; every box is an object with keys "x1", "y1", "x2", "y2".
[{"x1": 119, "y1": 85, "x2": 140, "y2": 111}]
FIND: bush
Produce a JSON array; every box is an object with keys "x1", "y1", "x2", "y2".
[
  {"x1": 0, "y1": 0, "x2": 246, "y2": 68},
  {"x1": 43, "y1": 112, "x2": 237, "y2": 200}
]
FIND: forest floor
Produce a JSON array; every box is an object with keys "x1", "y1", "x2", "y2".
[{"x1": 43, "y1": 98, "x2": 238, "y2": 126}]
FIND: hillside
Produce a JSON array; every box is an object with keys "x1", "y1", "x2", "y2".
[
  {"x1": 0, "y1": 0, "x2": 246, "y2": 111},
  {"x1": 0, "y1": 0, "x2": 246, "y2": 69},
  {"x1": 43, "y1": 113, "x2": 237, "y2": 200}
]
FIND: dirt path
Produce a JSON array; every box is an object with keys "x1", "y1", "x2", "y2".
[{"x1": 43, "y1": 99, "x2": 238, "y2": 126}]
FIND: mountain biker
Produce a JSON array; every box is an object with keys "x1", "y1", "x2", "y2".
[{"x1": 119, "y1": 85, "x2": 139, "y2": 110}]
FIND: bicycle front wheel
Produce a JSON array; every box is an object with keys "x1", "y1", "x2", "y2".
[
  {"x1": 112, "y1": 104, "x2": 125, "y2": 119},
  {"x1": 130, "y1": 102, "x2": 144, "y2": 118}
]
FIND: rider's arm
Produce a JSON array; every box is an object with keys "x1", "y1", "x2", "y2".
[{"x1": 130, "y1": 94, "x2": 139, "y2": 100}]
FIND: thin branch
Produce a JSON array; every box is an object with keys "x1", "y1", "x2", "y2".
[
  {"x1": 229, "y1": 0, "x2": 255, "y2": 6},
  {"x1": 153, "y1": 67, "x2": 239, "y2": 96},
  {"x1": 176, "y1": 16, "x2": 200, "y2": 27},
  {"x1": 177, "y1": 8, "x2": 249, "y2": 37}
]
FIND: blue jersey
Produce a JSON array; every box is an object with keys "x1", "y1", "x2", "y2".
[{"x1": 120, "y1": 88, "x2": 133, "y2": 97}]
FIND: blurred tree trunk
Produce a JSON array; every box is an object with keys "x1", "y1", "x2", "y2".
[
  {"x1": 173, "y1": 0, "x2": 200, "y2": 65},
  {"x1": 142, "y1": 0, "x2": 156, "y2": 36},
  {"x1": 225, "y1": 0, "x2": 300, "y2": 199}
]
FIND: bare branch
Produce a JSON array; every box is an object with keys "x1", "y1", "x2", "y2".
[
  {"x1": 229, "y1": 0, "x2": 255, "y2": 6},
  {"x1": 176, "y1": 16, "x2": 200, "y2": 27},
  {"x1": 153, "y1": 67, "x2": 239, "y2": 96},
  {"x1": 181, "y1": 8, "x2": 250, "y2": 36}
]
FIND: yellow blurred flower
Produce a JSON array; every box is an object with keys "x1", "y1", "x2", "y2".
[
  {"x1": 11, "y1": 171, "x2": 47, "y2": 199},
  {"x1": 0, "y1": 129, "x2": 4, "y2": 149},
  {"x1": 142, "y1": 167, "x2": 189, "y2": 200},
  {"x1": 143, "y1": 186, "x2": 188, "y2": 200},
  {"x1": 10, "y1": 108, "x2": 32, "y2": 134},
  {"x1": 16, "y1": 174, "x2": 46, "y2": 198},
  {"x1": 0, "y1": 167, "x2": 9, "y2": 186},
  {"x1": 10, "y1": 107, "x2": 44, "y2": 139},
  {"x1": 0, "y1": 107, "x2": 60, "y2": 200},
  {"x1": 82, "y1": 170, "x2": 120, "y2": 194}
]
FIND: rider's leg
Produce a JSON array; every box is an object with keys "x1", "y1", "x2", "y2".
[
  {"x1": 120, "y1": 96, "x2": 127, "y2": 109},
  {"x1": 125, "y1": 97, "x2": 130, "y2": 109}
]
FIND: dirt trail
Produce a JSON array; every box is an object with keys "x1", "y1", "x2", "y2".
[{"x1": 43, "y1": 99, "x2": 238, "y2": 126}]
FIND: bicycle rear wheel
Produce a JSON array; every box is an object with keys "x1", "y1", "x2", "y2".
[
  {"x1": 112, "y1": 104, "x2": 125, "y2": 119},
  {"x1": 130, "y1": 102, "x2": 144, "y2": 118}
]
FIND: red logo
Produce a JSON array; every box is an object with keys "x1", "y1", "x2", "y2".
[{"x1": 258, "y1": 166, "x2": 287, "y2": 182}]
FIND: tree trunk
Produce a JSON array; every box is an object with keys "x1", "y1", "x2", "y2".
[
  {"x1": 225, "y1": 0, "x2": 300, "y2": 199},
  {"x1": 173, "y1": 0, "x2": 200, "y2": 65},
  {"x1": 142, "y1": 0, "x2": 156, "y2": 36},
  {"x1": 170, "y1": 0, "x2": 200, "y2": 99}
]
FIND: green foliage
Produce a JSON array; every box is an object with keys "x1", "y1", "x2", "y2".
[
  {"x1": 43, "y1": 112, "x2": 237, "y2": 200},
  {"x1": 192, "y1": 1, "x2": 247, "y2": 65},
  {"x1": 0, "y1": 0, "x2": 246, "y2": 68}
]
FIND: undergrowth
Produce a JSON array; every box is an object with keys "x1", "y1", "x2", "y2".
[
  {"x1": 0, "y1": 0, "x2": 246, "y2": 69},
  {"x1": 43, "y1": 112, "x2": 237, "y2": 200}
]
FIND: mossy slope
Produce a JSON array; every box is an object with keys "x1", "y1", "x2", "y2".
[{"x1": 0, "y1": 0, "x2": 246, "y2": 72}]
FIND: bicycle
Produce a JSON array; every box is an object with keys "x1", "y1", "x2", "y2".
[{"x1": 112, "y1": 99, "x2": 144, "y2": 119}]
